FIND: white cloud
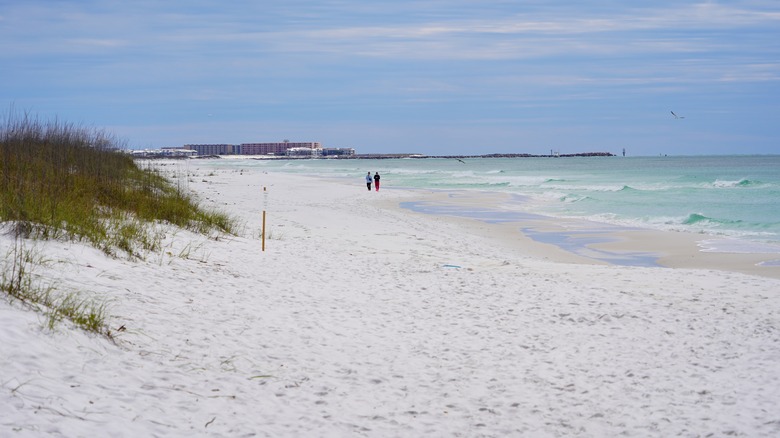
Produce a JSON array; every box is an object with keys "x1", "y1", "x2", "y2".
[
  {"x1": 5, "y1": 2, "x2": 778, "y2": 61},
  {"x1": 718, "y1": 63, "x2": 780, "y2": 82},
  {"x1": 223, "y1": 3, "x2": 780, "y2": 62}
]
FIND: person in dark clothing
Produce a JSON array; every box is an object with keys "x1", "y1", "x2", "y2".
[{"x1": 373, "y1": 172, "x2": 381, "y2": 191}]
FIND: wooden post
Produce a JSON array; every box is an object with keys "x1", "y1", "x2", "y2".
[
  {"x1": 262, "y1": 186, "x2": 267, "y2": 251},
  {"x1": 262, "y1": 210, "x2": 266, "y2": 251}
]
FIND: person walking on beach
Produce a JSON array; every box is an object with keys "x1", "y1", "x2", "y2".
[
  {"x1": 373, "y1": 172, "x2": 381, "y2": 191},
  {"x1": 365, "y1": 172, "x2": 372, "y2": 191}
]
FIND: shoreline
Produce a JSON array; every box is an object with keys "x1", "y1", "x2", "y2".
[
  {"x1": 373, "y1": 186, "x2": 780, "y2": 279},
  {"x1": 200, "y1": 155, "x2": 780, "y2": 277}
]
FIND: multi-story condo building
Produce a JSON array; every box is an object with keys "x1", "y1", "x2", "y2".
[
  {"x1": 181, "y1": 141, "x2": 353, "y2": 157},
  {"x1": 241, "y1": 142, "x2": 322, "y2": 155},
  {"x1": 183, "y1": 144, "x2": 238, "y2": 155}
]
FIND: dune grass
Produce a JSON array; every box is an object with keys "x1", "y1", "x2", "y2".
[
  {"x1": 0, "y1": 237, "x2": 110, "y2": 335},
  {"x1": 1, "y1": 112, "x2": 235, "y2": 254},
  {"x1": 1, "y1": 112, "x2": 237, "y2": 335}
]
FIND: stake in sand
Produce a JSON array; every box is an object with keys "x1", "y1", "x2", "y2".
[{"x1": 262, "y1": 186, "x2": 267, "y2": 251}]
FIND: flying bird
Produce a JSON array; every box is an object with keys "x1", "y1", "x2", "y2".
[
  {"x1": 457, "y1": 159, "x2": 466, "y2": 164},
  {"x1": 671, "y1": 111, "x2": 685, "y2": 119}
]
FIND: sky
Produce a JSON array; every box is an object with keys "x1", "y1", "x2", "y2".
[{"x1": 1, "y1": 1, "x2": 779, "y2": 156}]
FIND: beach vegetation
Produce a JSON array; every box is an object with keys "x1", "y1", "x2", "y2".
[
  {"x1": 171, "y1": 239, "x2": 211, "y2": 264},
  {"x1": 0, "y1": 237, "x2": 111, "y2": 337},
  {"x1": 43, "y1": 289, "x2": 110, "y2": 334},
  {"x1": 1, "y1": 111, "x2": 237, "y2": 336},
  {"x1": 257, "y1": 227, "x2": 282, "y2": 241},
  {"x1": 0, "y1": 111, "x2": 236, "y2": 255}
]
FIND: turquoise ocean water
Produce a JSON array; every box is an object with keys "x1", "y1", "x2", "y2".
[{"x1": 211, "y1": 155, "x2": 780, "y2": 256}]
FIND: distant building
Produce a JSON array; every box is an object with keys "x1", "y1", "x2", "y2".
[
  {"x1": 183, "y1": 144, "x2": 238, "y2": 155},
  {"x1": 161, "y1": 147, "x2": 197, "y2": 157},
  {"x1": 132, "y1": 147, "x2": 196, "y2": 158},
  {"x1": 179, "y1": 141, "x2": 354, "y2": 157},
  {"x1": 241, "y1": 141, "x2": 322, "y2": 155},
  {"x1": 286, "y1": 147, "x2": 356, "y2": 157},
  {"x1": 286, "y1": 147, "x2": 320, "y2": 157},
  {"x1": 321, "y1": 148, "x2": 355, "y2": 157}
]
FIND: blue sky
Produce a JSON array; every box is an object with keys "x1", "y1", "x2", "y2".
[{"x1": 2, "y1": 1, "x2": 779, "y2": 156}]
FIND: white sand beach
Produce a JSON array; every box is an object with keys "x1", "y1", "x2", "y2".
[{"x1": 2, "y1": 160, "x2": 780, "y2": 437}]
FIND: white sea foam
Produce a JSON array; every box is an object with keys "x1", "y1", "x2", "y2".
[
  {"x1": 259, "y1": 155, "x2": 780, "y2": 244},
  {"x1": 699, "y1": 238, "x2": 780, "y2": 254}
]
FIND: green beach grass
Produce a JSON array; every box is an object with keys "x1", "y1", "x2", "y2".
[{"x1": 1, "y1": 112, "x2": 237, "y2": 336}]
